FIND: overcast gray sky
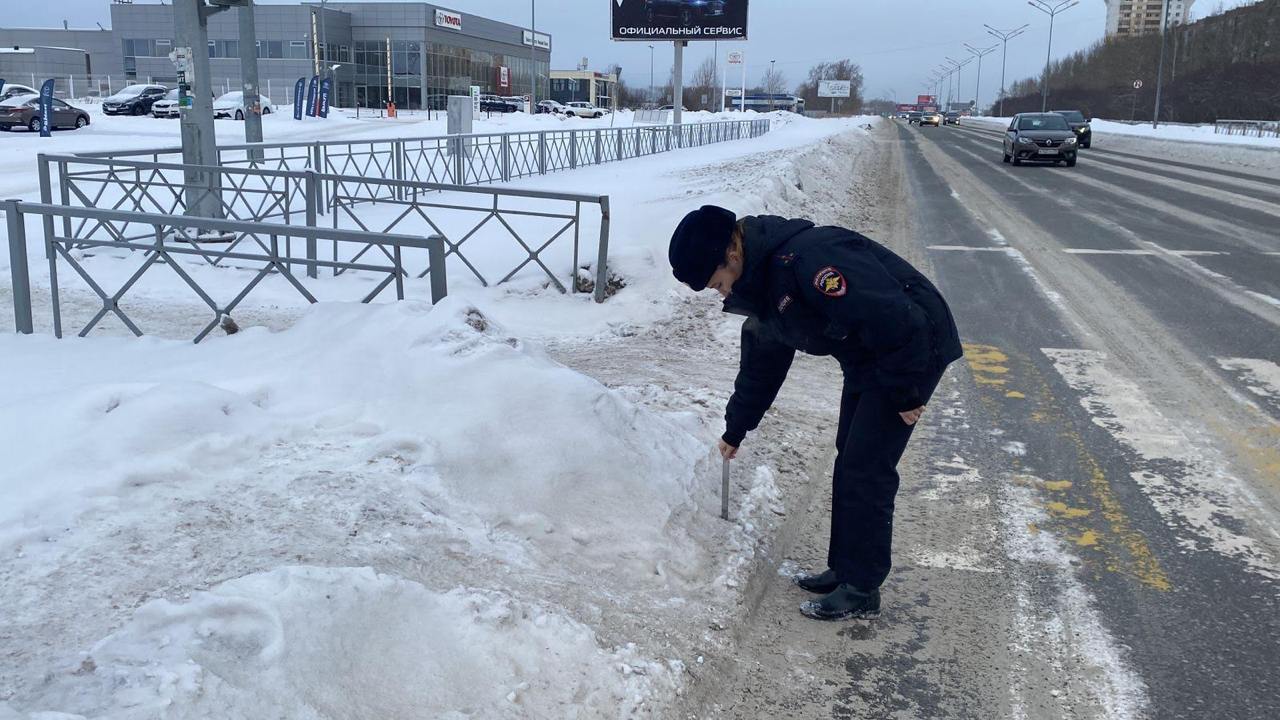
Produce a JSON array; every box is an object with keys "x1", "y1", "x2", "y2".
[{"x1": 8, "y1": 0, "x2": 1258, "y2": 106}]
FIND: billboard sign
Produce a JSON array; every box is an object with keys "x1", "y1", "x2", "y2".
[
  {"x1": 497, "y1": 66, "x2": 511, "y2": 92},
  {"x1": 435, "y1": 9, "x2": 462, "y2": 30},
  {"x1": 522, "y1": 30, "x2": 551, "y2": 50},
  {"x1": 917, "y1": 94, "x2": 936, "y2": 105},
  {"x1": 818, "y1": 80, "x2": 851, "y2": 98},
  {"x1": 611, "y1": 0, "x2": 749, "y2": 41}
]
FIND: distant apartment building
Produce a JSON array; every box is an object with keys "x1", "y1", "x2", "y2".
[{"x1": 1105, "y1": 0, "x2": 1196, "y2": 37}]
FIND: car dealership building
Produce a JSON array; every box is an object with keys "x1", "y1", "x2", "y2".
[{"x1": 0, "y1": 1, "x2": 550, "y2": 110}]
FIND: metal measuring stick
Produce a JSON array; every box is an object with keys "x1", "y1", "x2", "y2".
[{"x1": 721, "y1": 457, "x2": 730, "y2": 520}]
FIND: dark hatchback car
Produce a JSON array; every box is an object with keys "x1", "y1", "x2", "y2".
[
  {"x1": 1003, "y1": 112, "x2": 1078, "y2": 167},
  {"x1": 0, "y1": 94, "x2": 91, "y2": 132},
  {"x1": 1053, "y1": 109, "x2": 1092, "y2": 148},
  {"x1": 647, "y1": 0, "x2": 726, "y2": 24}
]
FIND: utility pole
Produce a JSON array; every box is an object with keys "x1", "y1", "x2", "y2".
[
  {"x1": 1028, "y1": 0, "x2": 1079, "y2": 112},
  {"x1": 964, "y1": 43, "x2": 998, "y2": 114},
  {"x1": 769, "y1": 58, "x2": 776, "y2": 111},
  {"x1": 1153, "y1": 0, "x2": 1170, "y2": 128},
  {"x1": 175, "y1": 0, "x2": 235, "y2": 220},
  {"x1": 529, "y1": 0, "x2": 537, "y2": 107},
  {"x1": 648, "y1": 44, "x2": 654, "y2": 107},
  {"x1": 985, "y1": 24, "x2": 1028, "y2": 117},
  {"x1": 673, "y1": 41, "x2": 685, "y2": 124},
  {"x1": 237, "y1": 0, "x2": 263, "y2": 159}
]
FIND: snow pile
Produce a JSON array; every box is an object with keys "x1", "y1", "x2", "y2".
[
  {"x1": 14, "y1": 566, "x2": 672, "y2": 720},
  {"x1": 0, "y1": 299, "x2": 711, "y2": 717}
]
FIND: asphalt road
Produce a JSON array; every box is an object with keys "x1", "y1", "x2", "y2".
[{"x1": 895, "y1": 120, "x2": 1280, "y2": 719}]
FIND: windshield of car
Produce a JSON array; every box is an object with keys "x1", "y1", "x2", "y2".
[
  {"x1": 215, "y1": 92, "x2": 243, "y2": 102},
  {"x1": 0, "y1": 94, "x2": 38, "y2": 108},
  {"x1": 1054, "y1": 110, "x2": 1086, "y2": 122},
  {"x1": 160, "y1": 89, "x2": 179, "y2": 101},
  {"x1": 1018, "y1": 115, "x2": 1070, "y2": 131}
]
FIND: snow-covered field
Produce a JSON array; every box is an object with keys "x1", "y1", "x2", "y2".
[{"x1": 0, "y1": 109, "x2": 879, "y2": 718}]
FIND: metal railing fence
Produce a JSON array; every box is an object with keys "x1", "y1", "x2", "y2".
[
  {"x1": 1214, "y1": 119, "x2": 1280, "y2": 138},
  {"x1": 6, "y1": 199, "x2": 446, "y2": 343},
  {"x1": 38, "y1": 153, "x2": 612, "y2": 302},
  {"x1": 74, "y1": 118, "x2": 772, "y2": 189}
]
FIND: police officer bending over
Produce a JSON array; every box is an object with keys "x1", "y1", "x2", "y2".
[{"x1": 669, "y1": 205, "x2": 963, "y2": 621}]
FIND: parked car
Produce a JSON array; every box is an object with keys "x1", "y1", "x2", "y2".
[
  {"x1": 907, "y1": 111, "x2": 923, "y2": 125},
  {"x1": 501, "y1": 96, "x2": 528, "y2": 111},
  {"x1": 212, "y1": 91, "x2": 275, "y2": 120},
  {"x1": 102, "y1": 84, "x2": 169, "y2": 116},
  {"x1": 0, "y1": 83, "x2": 38, "y2": 102},
  {"x1": 1052, "y1": 109, "x2": 1092, "y2": 148},
  {"x1": 646, "y1": 0, "x2": 726, "y2": 24},
  {"x1": 658, "y1": 104, "x2": 689, "y2": 112},
  {"x1": 0, "y1": 94, "x2": 90, "y2": 132},
  {"x1": 564, "y1": 101, "x2": 604, "y2": 118},
  {"x1": 944, "y1": 111, "x2": 961, "y2": 125},
  {"x1": 151, "y1": 88, "x2": 180, "y2": 118},
  {"x1": 919, "y1": 111, "x2": 943, "y2": 127},
  {"x1": 1003, "y1": 112, "x2": 1078, "y2": 167},
  {"x1": 536, "y1": 99, "x2": 565, "y2": 114},
  {"x1": 479, "y1": 94, "x2": 517, "y2": 113}
]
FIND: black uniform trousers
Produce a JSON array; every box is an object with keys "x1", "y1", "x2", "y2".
[{"x1": 827, "y1": 366, "x2": 946, "y2": 590}]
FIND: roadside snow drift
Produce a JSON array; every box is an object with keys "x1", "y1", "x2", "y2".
[{"x1": 0, "y1": 299, "x2": 708, "y2": 717}]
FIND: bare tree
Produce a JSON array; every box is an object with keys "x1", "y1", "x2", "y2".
[
  {"x1": 689, "y1": 56, "x2": 719, "y2": 110},
  {"x1": 762, "y1": 66, "x2": 789, "y2": 95}
]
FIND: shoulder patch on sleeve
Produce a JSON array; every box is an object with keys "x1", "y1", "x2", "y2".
[{"x1": 812, "y1": 266, "x2": 847, "y2": 297}]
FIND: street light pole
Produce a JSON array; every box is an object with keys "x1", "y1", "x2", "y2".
[
  {"x1": 964, "y1": 43, "x2": 998, "y2": 115},
  {"x1": 1028, "y1": 0, "x2": 1079, "y2": 112},
  {"x1": 1153, "y1": 0, "x2": 1170, "y2": 128},
  {"x1": 648, "y1": 44, "x2": 654, "y2": 106},
  {"x1": 985, "y1": 24, "x2": 1029, "y2": 117},
  {"x1": 530, "y1": 0, "x2": 537, "y2": 107},
  {"x1": 769, "y1": 58, "x2": 776, "y2": 111}
]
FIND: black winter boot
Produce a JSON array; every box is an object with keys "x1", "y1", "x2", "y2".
[
  {"x1": 799, "y1": 584, "x2": 880, "y2": 621},
  {"x1": 793, "y1": 568, "x2": 842, "y2": 594}
]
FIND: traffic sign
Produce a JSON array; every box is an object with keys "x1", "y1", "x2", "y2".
[{"x1": 1133, "y1": 79, "x2": 1143, "y2": 90}]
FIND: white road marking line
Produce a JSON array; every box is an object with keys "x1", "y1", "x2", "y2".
[
  {"x1": 1215, "y1": 358, "x2": 1280, "y2": 402},
  {"x1": 1264, "y1": 252, "x2": 1280, "y2": 256},
  {"x1": 1042, "y1": 348, "x2": 1280, "y2": 580},
  {"x1": 1245, "y1": 290, "x2": 1280, "y2": 308},
  {"x1": 1168, "y1": 250, "x2": 1228, "y2": 257},
  {"x1": 926, "y1": 245, "x2": 1010, "y2": 251},
  {"x1": 1062, "y1": 249, "x2": 1155, "y2": 255}
]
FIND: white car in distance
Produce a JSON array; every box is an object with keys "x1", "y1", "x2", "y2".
[
  {"x1": 151, "y1": 89, "x2": 180, "y2": 118},
  {"x1": 563, "y1": 101, "x2": 604, "y2": 119},
  {"x1": 212, "y1": 91, "x2": 275, "y2": 120}
]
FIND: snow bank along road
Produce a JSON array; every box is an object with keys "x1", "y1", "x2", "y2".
[{"x1": 876, "y1": 119, "x2": 1280, "y2": 720}]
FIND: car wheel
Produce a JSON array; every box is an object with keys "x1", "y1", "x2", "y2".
[
  {"x1": 1066, "y1": 156, "x2": 1077, "y2": 167},
  {"x1": 76, "y1": 115, "x2": 88, "y2": 128},
  {"x1": 1002, "y1": 153, "x2": 1011, "y2": 164},
  {"x1": 0, "y1": 125, "x2": 8, "y2": 132},
  {"x1": 132, "y1": 105, "x2": 145, "y2": 116},
  {"x1": 28, "y1": 117, "x2": 40, "y2": 132},
  {"x1": 595, "y1": 112, "x2": 602, "y2": 118},
  {"x1": 1081, "y1": 142, "x2": 1090, "y2": 149},
  {"x1": 262, "y1": 106, "x2": 272, "y2": 115},
  {"x1": 1012, "y1": 156, "x2": 1022, "y2": 166},
  {"x1": 235, "y1": 109, "x2": 244, "y2": 120}
]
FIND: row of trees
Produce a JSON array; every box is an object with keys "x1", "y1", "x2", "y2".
[
  {"x1": 605, "y1": 58, "x2": 865, "y2": 114},
  {"x1": 992, "y1": 0, "x2": 1280, "y2": 122}
]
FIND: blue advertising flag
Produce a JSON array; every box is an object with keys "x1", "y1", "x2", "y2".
[
  {"x1": 293, "y1": 77, "x2": 305, "y2": 120},
  {"x1": 318, "y1": 77, "x2": 332, "y2": 118},
  {"x1": 38, "y1": 79, "x2": 55, "y2": 137},
  {"x1": 305, "y1": 76, "x2": 319, "y2": 117}
]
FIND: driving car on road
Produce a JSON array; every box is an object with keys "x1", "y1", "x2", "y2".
[
  {"x1": 1052, "y1": 109, "x2": 1092, "y2": 148},
  {"x1": 212, "y1": 91, "x2": 275, "y2": 120},
  {"x1": 907, "y1": 111, "x2": 923, "y2": 125},
  {"x1": 944, "y1": 111, "x2": 961, "y2": 125},
  {"x1": 919, "y1": 111, "x2": 943, "y2": 127},
  {"x1": 1003, "y1": 112, "x2": 1078, "y2": 167},
  {"x1": 102, "y1": 84, "x2": 169, "y2": 116},
  {"x1": 564, "y1": 101, "x2": 604, "y2": 118},
  {"x1": 0, "y1": 94, "x2": 90, "y2": 132}
]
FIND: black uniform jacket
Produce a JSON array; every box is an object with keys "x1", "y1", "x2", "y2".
[{"x1": 721, "y1": 215, "x2": 963, "y2": 447}]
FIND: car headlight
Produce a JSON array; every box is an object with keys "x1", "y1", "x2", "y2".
[
  {"x1": 1018, "y1": 136, "x2": 1037, "y2": 144},
  {"x1": 1063, "y1": 137, "x2": 1078, "y2": 145}
]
